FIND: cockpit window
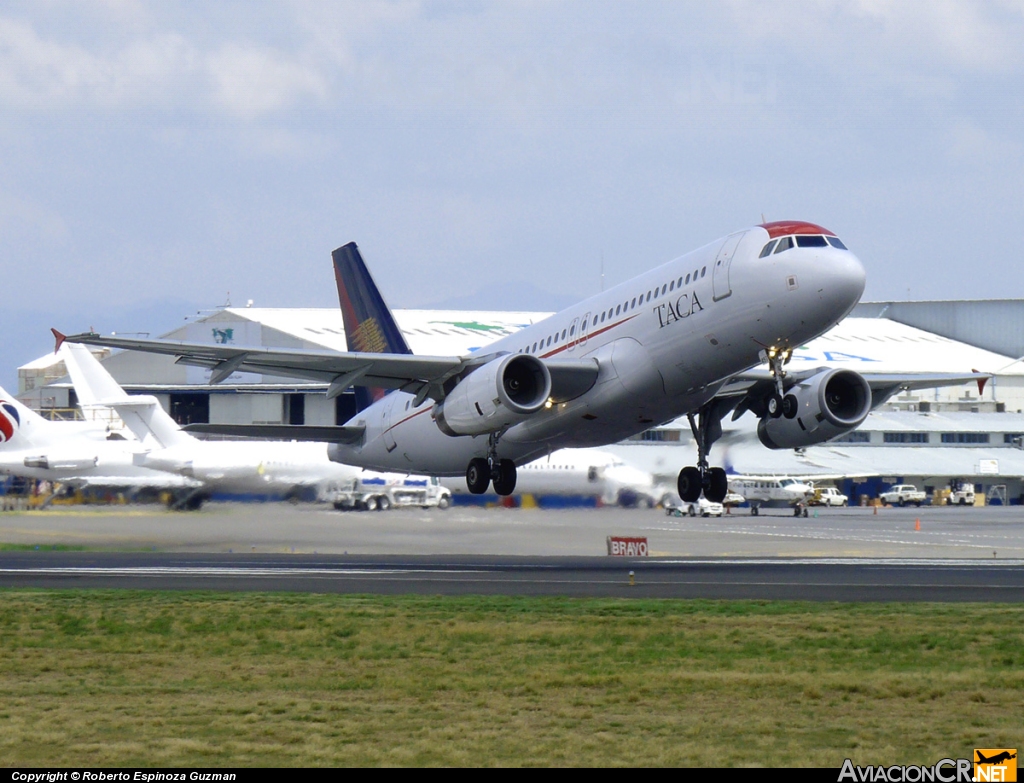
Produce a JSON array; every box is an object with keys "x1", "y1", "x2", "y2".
[
  {"x1": 796, "y1": 235, "x2": 828, "y2": 248},
  {"x1": 827, "y1": 236, "x2": 848, "y2": 250},
  {"x1": 759, "y1": 240, "x2": 778, "y2": 258},
  {"x1": 774, "y1": 236, "x2": 793, "y2": 253}
]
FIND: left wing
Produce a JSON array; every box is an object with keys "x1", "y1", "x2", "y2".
[
  {"x1": 57, "y1": 329, "x2": 466, "y2": 397},
  {"x1": 55, "y1": 330, "x2": 599, "y2": 405},
  {"x1": 183, "y1": 423, "x2": 366, "y2": 444}
]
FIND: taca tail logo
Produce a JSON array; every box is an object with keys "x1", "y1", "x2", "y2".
[{"x1": 0, "y1": 400, "x2": 20, "y2": 443}]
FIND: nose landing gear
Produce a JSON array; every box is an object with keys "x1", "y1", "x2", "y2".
[{"x1": 465, "y1": 432, "x2": 518, "y2": 496}]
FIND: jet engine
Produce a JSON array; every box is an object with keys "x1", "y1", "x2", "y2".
[
  {"x1": 757, "y1": 368, "x2": 872, "y2": 449},
  {"x1": 434, "y1": 354, "x2": 552, "y2": 437},
  {"x1": 23, "y1": 454, "x2": 99, "y2": 471}
]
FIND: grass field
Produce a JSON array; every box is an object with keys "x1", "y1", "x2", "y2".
[{"x1": 0, "y1": 591, "x2": 1020, "y2": 766}]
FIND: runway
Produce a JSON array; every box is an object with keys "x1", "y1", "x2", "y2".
[
  {"x1": 3, "y1": 503, "x2": 1024, "y2": 558},
  {"x1": 1, "y1": 551, "x2": 1022, "y2": 601},
  {"x1": 2, "y1": 503, "x2": 1023, "y2": 600}
]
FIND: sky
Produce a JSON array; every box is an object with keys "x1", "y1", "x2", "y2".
[{"x1": 2, "y1": 1, "x2": 1024, "y2": 389}]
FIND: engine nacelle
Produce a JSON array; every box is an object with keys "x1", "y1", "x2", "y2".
[
  {"x1": 434, "y1": 354, "x2": 552, "y2": 437},
  {"x1": 758, "y1": 368, "x2": 872, "y2": 449}
]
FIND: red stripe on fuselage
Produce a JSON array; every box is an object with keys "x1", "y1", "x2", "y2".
[{"x1": 540, "y1": 313, "x2": 640, "y2": 358}]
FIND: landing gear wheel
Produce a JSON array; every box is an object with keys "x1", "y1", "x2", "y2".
[
  {"x1": 782, "y1": 394, "x2": 798, "y2": 419},
  {"x1": 466, "y1": 458, "x2": 491, "y2": 495},
  {"x1": 705, "y1": 467, "x2": 728, "y2": 504},
  {"x1": 492, "y1": 459, "x2": 517, "y2": 496},
  {"x1": 767, "y1": 393, "x2": 784, "y2": 418},
  {"x1": 678, "y1": 466, "x2": 702, "y2": 503}
]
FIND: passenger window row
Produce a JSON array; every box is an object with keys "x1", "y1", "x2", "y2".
[{"x1": 518, "y1": 264, "x2": 709, "y2": 354}]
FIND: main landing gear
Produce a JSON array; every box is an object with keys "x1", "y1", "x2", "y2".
[
  {"x1": 677, "y1": 402, "x2": 730, "y2": 504},
  {"x1": 466, "y1": 432, "x2": 518, "y2": 496}
]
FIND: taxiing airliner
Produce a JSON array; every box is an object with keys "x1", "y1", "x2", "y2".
[{"x1": 59, "y1": 221, "x2": 986, "y2": 504}]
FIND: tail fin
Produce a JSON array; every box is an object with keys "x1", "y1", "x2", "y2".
[
  {"x1": 61, "y1": 344, "x2": 193, "y2": 450},
  {"x1": 332, "y1": 242, "x2": 411, "y2": 412},
  {"x1": 0, "y1": 387, "x2": 53, "y2": 449}
]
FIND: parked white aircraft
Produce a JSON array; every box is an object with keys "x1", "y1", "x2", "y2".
[
  {"x1": 61, "y1": 343, "x2": 360, "y2": 507},
  {"x1": 0, "y1": 386, "x2": 201, "y2": 493},
  {"x1": 442, "y1": 448, "x2": 662, "y2": 507},
  {"x1": 727, "y1": 475, "x2": 816, "y2": 509},
  {"x1": 60, "y1": 220, "x2": 987, "y2": 504}
]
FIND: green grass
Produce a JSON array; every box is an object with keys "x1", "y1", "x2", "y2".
[
  {"x1": 0, "y1": 544, "x2": 88, "y2": 551},
  {"x1": 0, "y1": 591, "x2": 1020, "y2": 766}
]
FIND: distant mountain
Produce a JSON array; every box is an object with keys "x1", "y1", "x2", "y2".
[{"x1": 0, "y1": 298, "x2": 203, "y2": 392}]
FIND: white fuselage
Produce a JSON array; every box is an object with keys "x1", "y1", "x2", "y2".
[
  {"x1": 330, "y1": 225, "x2": 866, "y2": 475},
  {"x1": 139, "y1": 439, "x2": 357, "y2": 495},
  {"x1": 729, "y1": 477, "x2": 815, "y2": 507},
  {"x1": 0, "y1": 417, "x2": 199, "y2": 488},
  {"x1": 441, "y1": 448, "x2": 656, "y2": 503}
]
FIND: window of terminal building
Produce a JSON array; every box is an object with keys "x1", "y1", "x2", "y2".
[
  {"x1": 883, "y1": 432, "x2": 929, "y2": 444},
  {"x1": 288, "y1": 393, "x2": 305, "y2": 425},
  {"x1": 335, "y1": 392, "x2": 357, "y2": 425},
  {"x1": 1004, "y1": 433, "x2": 1024, "y2": 445},
  {"x1": 941, "y1": 433, "x2": 990, "y2": 444},
  {"x1": 170, "y1": 393, "x2": 209, "y2": 426},
  {"x1": 627, "y1": 429, "x2": 682, "y2": 443},
  {"x1": 833, "y1": 431, "x2": 870, "y2": 443}
]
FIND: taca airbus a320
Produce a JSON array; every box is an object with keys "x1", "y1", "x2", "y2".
[{"x1": 59, "y1": 220, "x2": 986, "y2": 504}]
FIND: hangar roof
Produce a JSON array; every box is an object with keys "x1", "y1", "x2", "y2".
[{"x1": 164, "y1": 307, "x2": 554, "y2": 357}]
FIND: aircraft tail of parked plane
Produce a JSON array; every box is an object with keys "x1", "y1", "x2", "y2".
[
  {"x1": 332, "y1": 242, "x2": 411, "y2": 412},
  {"x1": 61, "y1": 344, "x2": 193, "y2": 450},
  {"x1": 0, "y1": 388, "x2": 53, "y2": 450}
]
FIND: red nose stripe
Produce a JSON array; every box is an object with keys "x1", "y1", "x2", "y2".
[{"x1": 759, "y1": 220, "x2": 836, "y2": 238}]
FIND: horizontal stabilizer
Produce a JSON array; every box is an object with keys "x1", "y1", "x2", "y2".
[{"x1": 183, "y1": 423, "x2": 366, "y2": 445}]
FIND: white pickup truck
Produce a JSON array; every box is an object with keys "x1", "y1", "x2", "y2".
[
  {"x1": 879, "y1": 484, "x2": 926, "y2": 507},
  {"x1": 810, "y1": 487, "x2": 848, "y2": 507}
]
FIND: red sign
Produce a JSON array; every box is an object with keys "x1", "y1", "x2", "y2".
[{"x1": 607, "y1": 536, "x2": 648, "y2": 556}]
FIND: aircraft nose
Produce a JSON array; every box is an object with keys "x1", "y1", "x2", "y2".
[{"x1": 832, "y1": 250, "x2": 867, "y2": 313}]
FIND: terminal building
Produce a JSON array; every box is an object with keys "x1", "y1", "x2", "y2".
[{"x1": 18, "y1": 299, "x2": 1024, "y2": 504}]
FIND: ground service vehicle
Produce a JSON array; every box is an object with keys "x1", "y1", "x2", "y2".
[
  {"x1": 880, "y1": 484, "x2": 926, "y2": 507},
  {"x1": 666, "y1": 497, "x2": 724, "y2": 517},
  {"x1": 330, "y1": 473, "x2": 451, "y2": 511},
  {"x1": 946, "y1": 481, "x2": 975, "y2": 506}
]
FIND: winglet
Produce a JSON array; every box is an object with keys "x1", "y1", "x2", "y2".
[
  {"x1": 51, "y1": 328, "x2": 66, "y2": 354},
  {"x1": 972, "y1": 369, "x2": 988, "y2": 396}
]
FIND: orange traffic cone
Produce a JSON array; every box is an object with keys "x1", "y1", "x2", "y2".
[{"x1": 914, "y1": 518, "x2": 921, "y2": 531}]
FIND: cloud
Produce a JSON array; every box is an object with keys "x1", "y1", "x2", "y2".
[{"x1": 0, "y1": 15, "x2": 328, "y2": 117}]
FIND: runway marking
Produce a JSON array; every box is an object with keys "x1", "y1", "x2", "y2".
[
  {"x1": 0, "y1": 567, "x2": 489, "y2": 578},
  {"x1": 0, "y1": 568, "x2": 1021, "y2": 592},
  {"x1": 646, "y1": 525, "x2": 1024, "y2": 550}
]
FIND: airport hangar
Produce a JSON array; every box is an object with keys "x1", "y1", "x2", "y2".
[{"x1": 18, "y1": 299, "x2": 1024, "y2": 504}]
